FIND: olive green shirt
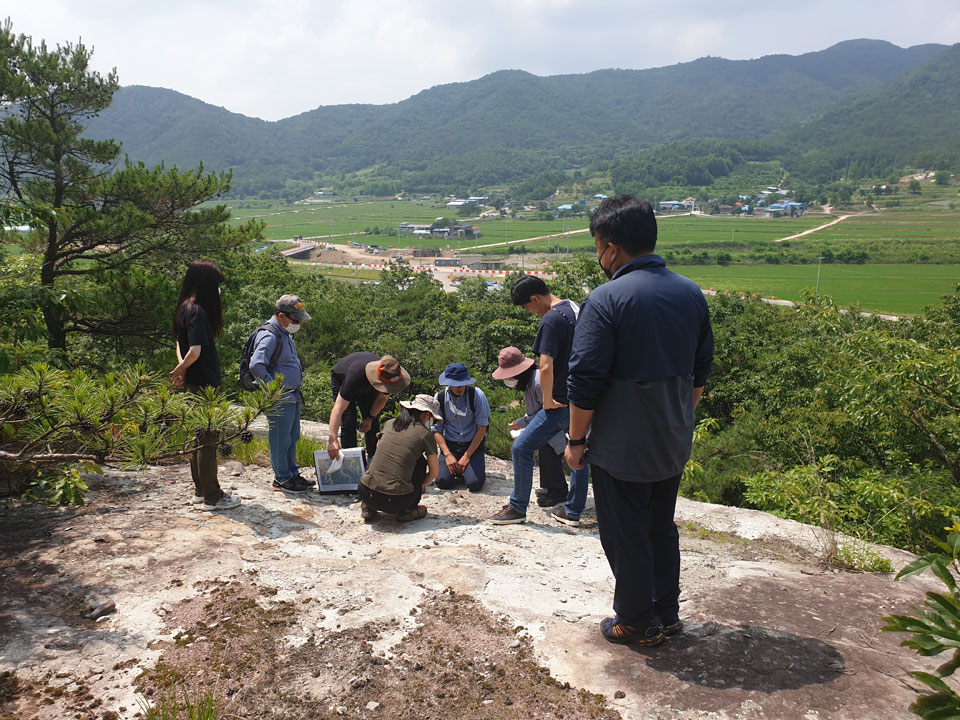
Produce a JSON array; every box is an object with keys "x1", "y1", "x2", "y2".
[{"x1": 360, "y1": 418, "x2": 438, "y2": 496}]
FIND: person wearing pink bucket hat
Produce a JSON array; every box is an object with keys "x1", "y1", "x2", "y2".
[
  {"x1": 491, "y1": 347, "x2": 570, "y2": 508},
  {"x1": 491, "y1": 346, "x2": 588, "y2": 527}
]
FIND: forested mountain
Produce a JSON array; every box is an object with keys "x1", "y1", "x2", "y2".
[
  {"x1": 780, "y1": 43, "x2": 960, "y2": 182},
  {"x1": 84, "y1": 40, "x2": 952, "y2": 195}
]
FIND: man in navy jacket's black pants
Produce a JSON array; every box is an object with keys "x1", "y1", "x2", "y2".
[{"x1": 565, "y1": 195, "x2": 714, "y2": 647}]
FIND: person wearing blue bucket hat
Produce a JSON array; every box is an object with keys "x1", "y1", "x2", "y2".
[{"x1": 432, "y1": 362, "x2": 490, "y2": 492}]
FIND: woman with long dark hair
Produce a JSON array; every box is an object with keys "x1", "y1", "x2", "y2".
[
  {"x1": 170, "y1": 259, "x2": 240, "y2": 511},
  {"x1": 357, "y1": 394, "x2": 441, "y2": 523}
]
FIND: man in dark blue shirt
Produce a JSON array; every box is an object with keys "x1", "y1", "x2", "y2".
[
  {"x1": 566, "y1": 196, "x2": 714, "y2": 647},
  {"x1": 489, "y1": 276, "x2": 589, "y2": 525}
]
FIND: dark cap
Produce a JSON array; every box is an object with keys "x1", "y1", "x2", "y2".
[{"x1": 275, "y1": 294, "x2": 311, "y2": 322}]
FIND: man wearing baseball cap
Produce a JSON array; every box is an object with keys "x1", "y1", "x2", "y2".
[
  {"x1": 328, "y1": 352, "x2": 410, "y2": 462},
  {"x1": 249, "y1": 294, "x2": 313, "y2": 494}
]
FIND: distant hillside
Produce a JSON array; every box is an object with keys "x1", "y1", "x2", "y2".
[
  {"x1": 84, "y1": 40, "x2": 949, "y2": 195},
  {"x1": 781, "y1": 43, "x2": 960, "y2": 181}
]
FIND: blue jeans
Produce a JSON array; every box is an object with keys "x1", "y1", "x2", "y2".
[
  {"x1": 509, "y1": 407, "x2": 589, "y2": 517},
  {"x1": 267, "y1": 399, "x2": 301, "y2": 482},
  {"x1": 435, "y1": 439, "x2": 487, "y2": 490}
]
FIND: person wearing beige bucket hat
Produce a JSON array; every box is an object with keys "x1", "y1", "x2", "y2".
[
  {"x1": 328, "y1": 352, "x2": 410, "y2": 462},
  {"x1": 356, "y1": 394, "x2": 441, "y2": 523}
]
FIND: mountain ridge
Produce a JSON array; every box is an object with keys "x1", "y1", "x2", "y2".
[{"x1": 84, "y1": 39, "x2": 952, "y2": 194}]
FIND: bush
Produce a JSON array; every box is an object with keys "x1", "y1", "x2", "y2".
[{"x1": 882, "y1": 526, "x2": 960, "y2": 717}]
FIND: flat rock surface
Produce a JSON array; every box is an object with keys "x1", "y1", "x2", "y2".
[{"x1": 0, "y1": 434, "x2": 940, "y2": 719}]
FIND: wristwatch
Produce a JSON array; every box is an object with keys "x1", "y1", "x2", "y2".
[{"x1": 565, "y1": 432, "x2": 586, "y2": 447}]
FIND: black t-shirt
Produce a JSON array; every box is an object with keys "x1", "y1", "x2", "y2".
[
  {"x1": 332, "y1": 351, "x2": 380, "y2": 404},
  {"x1": 532, "y1": 300, "x2": 577, "y2": 404},
  {"x1": 176, "y1": 303, "x2": 221, "y2": 388}
]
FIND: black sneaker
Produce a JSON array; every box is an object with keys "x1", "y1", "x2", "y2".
[
  {"x1": 272, "y1": 477, "x2": 311, "y2": 494},
  {"x1": 537, "y1": 488, "x2": 568, "y2": 507},
  {"x1": 293, "y1": 472, "x2": 316, "y2": 487}
]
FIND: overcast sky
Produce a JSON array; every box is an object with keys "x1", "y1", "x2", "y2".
[{"x1": 10, "y1": 1, "x2": 960, "y2": 121}]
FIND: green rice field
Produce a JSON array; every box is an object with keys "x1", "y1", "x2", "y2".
[
  {"x1": 228, "y1": 199, "x2": 959, "y2": 314},
  {"x1": 678, "y1": 264, "x2": 959, "y2": 315}
]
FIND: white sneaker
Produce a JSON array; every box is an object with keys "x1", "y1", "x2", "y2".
[{"x1": 200, "y1": 492, "x2": 241, "y2": 511}]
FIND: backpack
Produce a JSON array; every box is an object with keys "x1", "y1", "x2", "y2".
[
  {"x1": 238, "y1": 323, "x2": 284, "y2": 391},
  {"x1": 438, "y1": 386, "x2": 476, "y2": 419}
]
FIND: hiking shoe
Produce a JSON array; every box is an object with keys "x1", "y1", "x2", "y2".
[
  {"x1": 272, "y1": 477, "x2": 311, "y2": 494},
  {"x1": 293, "y1": 472, "x2": 316, "y2": 487},
  {"x1": 361, "y1": 502, "x2": 380, "y2": 522},
  {"x1": 537, "y1": 488, "x2": 568, "y2": 507},
  {"x1": 600, "y1": 617, "x2": 664, "y2": 647},
  {"x1": 200, "y1": 492, "x2": 241, "y2": 511},
  {"x1": 397, "y1": 504, "x2": 428, "y2": 522},
  {"x1": 488, "y1": 504, "x2": 526, "y2": 525},
  {"x1": 659, "y1": 617, "x2": 683, "y2": 637},
  {"x1": 535, "y1": 487, "x2": 548, "y2": 497},
  {"x1": 550, "y1": 506, "x2": 580, "y2": 527}
]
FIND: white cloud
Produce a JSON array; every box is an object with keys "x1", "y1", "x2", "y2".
[{"x1": 7, "y1": 0, "x2": 960, "y2": 120}]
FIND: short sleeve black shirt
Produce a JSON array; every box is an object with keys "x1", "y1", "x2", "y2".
[
  {"x1": 532, "y1": 300, "x2": 577, "y2": 404},
  {"x1": 176, "y1": 303, "x2": 221, "y2": 388},
  {"x1": 332, "y1": 351, "x2": 380, "y2": 404}
]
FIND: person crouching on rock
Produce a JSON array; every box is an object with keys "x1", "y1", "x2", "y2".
[{"x1": 357, "y1": 394, "x2": 442, "y2": 523}]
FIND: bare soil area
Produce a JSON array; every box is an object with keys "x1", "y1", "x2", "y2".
[{"x1": 0, "y1": 449, "x2": 941, "y2": 720}]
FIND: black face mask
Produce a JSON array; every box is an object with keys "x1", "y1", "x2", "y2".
[{"x1": 598, "y1": 247, "x2": 614, "y2": 279}]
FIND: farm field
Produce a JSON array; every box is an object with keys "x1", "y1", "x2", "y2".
[
  {"x1": 504, "y1": 214, "x2": 830, "y2": 255},
  {"x1": 229, "y1": 199, "x2": 597, "y2": 248},
  {"x1": 798, "y1": 213, "x2": 960, "y2": 263},
  {"x1": 677, "y1": 263, "x2": 960, "y2": 315}
]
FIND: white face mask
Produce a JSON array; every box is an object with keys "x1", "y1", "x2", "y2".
[
  {"x1": 503, "y1": 377, "x2": 519, "y2": 388},
  {"x1": 285, "y1": 322, "x2": 301, "y2": 334}
]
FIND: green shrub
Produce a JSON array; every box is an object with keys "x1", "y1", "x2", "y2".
[{"x1": 882, "y1": 526, "x2": 960, "y2": 717}]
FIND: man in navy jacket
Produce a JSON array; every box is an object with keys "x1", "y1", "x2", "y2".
[{"x1": 566, "y1": 196, "x2": 714, "y2": 647}]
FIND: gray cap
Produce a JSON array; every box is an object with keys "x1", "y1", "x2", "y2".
[{"x1": 275, "y1": 294, "x2": 311, "y2": 322}]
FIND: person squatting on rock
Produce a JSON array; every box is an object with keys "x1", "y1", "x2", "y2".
[
  {"x1": 489, "y1": 276, "x2": 586, "y2": 525},
  {"x1": 357, "y1": 394, "x2": 442, "y2": 523},
  {"x1": 170, "y1": 259, "x2": 240, "y2": 511},
  {"x1": 491, "y1": 346, "x2": 588, "y2": 526},
  {"x1": 566, "y1": 196, "x2": 714, "y2": 647},
  {"x1": 432, "y1": 363, "x2": 490, "y2": 492},
  {"x1": 249, "y1": 294, "x2": 313, "y2": 495},
  {"x1": 328, "y1": 353, "x2": 410, "y2": 462}
]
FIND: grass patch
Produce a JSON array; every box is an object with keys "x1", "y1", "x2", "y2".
[
  {"x1": 833, "y1": 541, "x2": 894, "y2": 573},
  {"x1": 137, "y1": 684, "x2": 223, "y2": 720},
  {"x1": 679, "y1": 263, "x2": 960, "y2": 315},
  {"x1": 230, "y1": 435, "x2": 326, "y2": 469}
]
